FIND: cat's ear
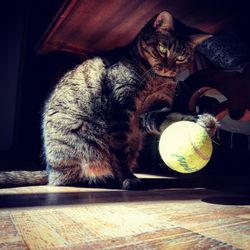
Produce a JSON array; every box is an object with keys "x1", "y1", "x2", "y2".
[
  {"x1": 189, "y1": 34, "x2": 213, "y2": 48},
  {"x1": 153, "y1": 11, "x2": 174, "y2": 31}
]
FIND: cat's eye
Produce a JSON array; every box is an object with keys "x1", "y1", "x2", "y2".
[
  {"x1": 176, "y1": 55, "x2": 186, "y2": 62},
  {"x1": 158, "y1": 43, "x2": 169, "y2": 55}
]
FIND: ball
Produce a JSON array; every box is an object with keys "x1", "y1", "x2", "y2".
[{"x1": 159, "y1": 121, "x2": 213, "y2": 173}]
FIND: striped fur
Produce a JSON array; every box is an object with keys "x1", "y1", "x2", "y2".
[{"x1": 0, "y1": 11, "x2": 217, "y2": 189}]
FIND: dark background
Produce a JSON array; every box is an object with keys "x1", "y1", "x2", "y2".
[
  {"x1": 0, "y1": 0, "x2": 65, "y2": 170},
  {"x1": 0, "y1": 0, "x2": 249, "y2": 176}
]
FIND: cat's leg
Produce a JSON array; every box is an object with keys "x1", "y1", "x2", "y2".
[
  {"x1": 140, "y1": 107, "x2": 195, "y2": 134},
  {"x1": 47, "y1": 112, "x2": 140, "y2": 190},
  {"x1": 113, "y1": 160, "x2": 141, "y2": 190},
  {"x1": 45, "y1": 110, "x2": 140, "y2": 189},
  {"x1": 44, "y1": 105, "x2": 119, "y2": 186},
  {"x1": 106, "y1": 67, "x2": 145, "y2": 189},
  {"x1": 110, "y1": 136, "x2": 142, "y2": 190},
  {"x1": 80, "y1": 151, "x2": 114, "y2": 185},
  {"x1": 109, "y1": 111, "x2": 142, "y2": 190},
  {"x1": 47, "y1": 164, "x2": 81, "y2": 186},
  {"x1": 196, "y1": 113, "x2": 219, "y2": 137},
  {"x1": 47, "y1": 144, "x2": 114, "y2": 186},
  {"x1": 45, "y1": 136, "x2": 82, "y2": 186},
  {"x1": 140, "y1": 107, "x2": 218, "y2": 137},
  {"x1": 127, "y1": 115, "x2": 144, "y2": 171}
]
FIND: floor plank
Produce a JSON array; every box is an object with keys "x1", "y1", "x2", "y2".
[{"x1": 0, "y1": 174, "x2": 249, "y2": 249}]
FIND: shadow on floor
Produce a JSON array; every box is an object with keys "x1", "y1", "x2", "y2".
[{"x1": 1, "y1": 176, "x2": 249, "y2": 208}]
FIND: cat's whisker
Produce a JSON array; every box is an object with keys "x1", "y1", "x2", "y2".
[
  {"x1": 136, "y1": 67, "x2": 156, "y2": 89},
  {"x1": 211, "y1": 138, "x2": 220, "y2": 146},
  {"x1": 136, "y1": 67, "x2": 154, "y2": 80}
]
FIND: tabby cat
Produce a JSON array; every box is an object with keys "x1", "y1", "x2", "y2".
[{"x1": 0, "y1": 11, "x2": 217, "y2": 189}]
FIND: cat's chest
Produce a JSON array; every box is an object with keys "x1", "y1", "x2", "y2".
[{"x1": 135, "y1": 76, "x2": 176, "y2": 114}]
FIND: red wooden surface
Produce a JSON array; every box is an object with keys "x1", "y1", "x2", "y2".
[{"x1": 37, "y1": 0, "x2": 234, "y2": 56}]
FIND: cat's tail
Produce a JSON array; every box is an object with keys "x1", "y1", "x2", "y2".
[{"x1": 0, "y1": 171, "x2": 48, "y2": 187}]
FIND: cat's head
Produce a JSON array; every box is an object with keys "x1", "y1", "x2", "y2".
[{"x1": 137, "y1": 11, "x2": 212, "y2": 78}]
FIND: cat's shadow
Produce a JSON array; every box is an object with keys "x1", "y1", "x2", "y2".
[{"x1": 1, "y1": 176, "x2": 249, "y2": 208}]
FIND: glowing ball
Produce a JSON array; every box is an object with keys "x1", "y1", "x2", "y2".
[{"x1": 159, "y1": 121, "x2": 213, "y2": 173}]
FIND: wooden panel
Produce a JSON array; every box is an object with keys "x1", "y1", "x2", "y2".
[
  {"x1": 0, "y1": 174, "x2": 250, "y2": 249},
  {"x1": 0, "y1": 211, "x2": 27, "y2": 249},
  {"x1": 37, "y1": 0, "x2": 235, "y2": 56}
]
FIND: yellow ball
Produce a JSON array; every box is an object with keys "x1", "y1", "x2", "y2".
[{"x1": 159, "y1": 121, "x2": 213, "y2": 173}]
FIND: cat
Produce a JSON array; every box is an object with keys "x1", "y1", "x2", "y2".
[{"x1": 0, "y1": 11, "x2": 218, "y2": 190}]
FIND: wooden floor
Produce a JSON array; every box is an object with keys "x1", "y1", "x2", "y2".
[{"x1": 0, "y1": 173, "x2": 250, "y2": 250}]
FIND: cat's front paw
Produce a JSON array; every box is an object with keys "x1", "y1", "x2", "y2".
[
  {"x1": 122, "y1": 177, "x2": 142, "y2": 190},
  {"x1": 196, "y1": 113, "x2": 219, "y2": 137}
]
